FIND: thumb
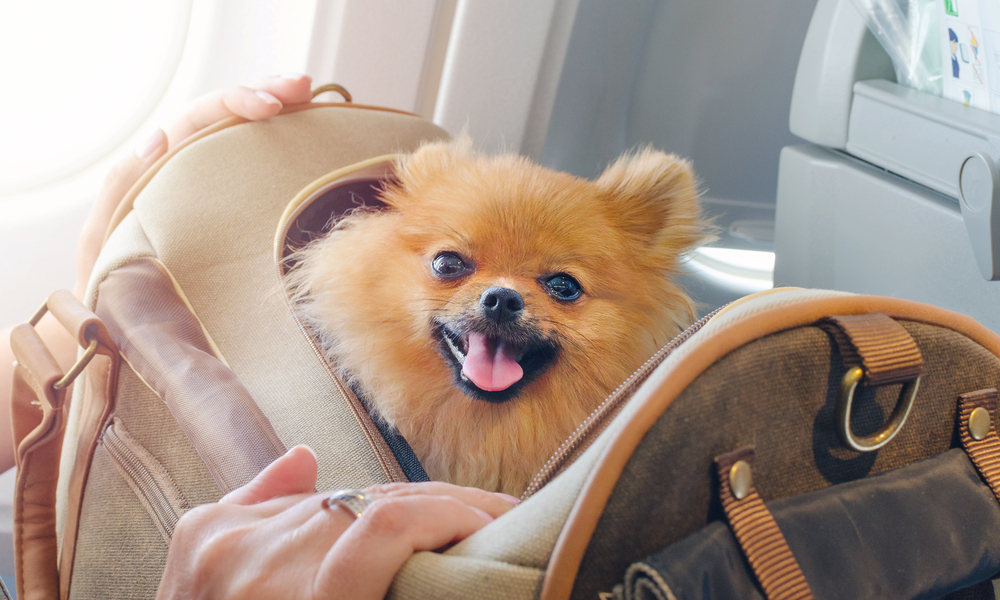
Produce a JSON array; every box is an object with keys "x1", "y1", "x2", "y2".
[{"x1": 220, "y1": 445, "x2": 319, "y2": 506}]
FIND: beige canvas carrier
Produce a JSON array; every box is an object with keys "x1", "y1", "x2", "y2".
[{"x1": 12, "y1": 91, "x2": 1000, "y2": 600}]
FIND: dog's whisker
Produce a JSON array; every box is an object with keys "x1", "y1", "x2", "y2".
[{"x1": 539, "y1": 318, "x2": 598, "y2": 351}]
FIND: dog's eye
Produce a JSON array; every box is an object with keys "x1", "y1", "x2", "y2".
[
  {"x1": 542, "y1": 274, "x2": 583, "y2": 301},
  {"x1": 432, "y1": 252, "x2": 470, "y2": 278}
]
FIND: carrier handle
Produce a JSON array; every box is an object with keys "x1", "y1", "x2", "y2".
[
  {"x1": 311, "y1": 83, "x2": 352, "y2": 103},
  {"x1": 820, "y1": 314, "x2": 924, "y2": 453}
]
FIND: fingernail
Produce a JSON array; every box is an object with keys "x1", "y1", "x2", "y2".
[
  {"x1": 289, "y1": 444, "x2": 316, "y2": 459},
  {"x1": 496, "y1": 493, "x2": 520, "y2": 506},
  {"x1": 134, "y1": 128, "x2": 166, "y2": 159},
  {"x1": 256, "y1": 90, "x2": 282, "y2": 106},
  {"x1": 280, "y1": 73, "x2": 308, "y2": 80}
]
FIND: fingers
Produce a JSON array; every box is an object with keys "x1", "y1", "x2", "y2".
[
  {"x1": 164, "y1": 74, "x2": 313, "y2": 147},
  {"x1": 318, "y1": 495, "x2": 494, "y2": 599},
  {"x1": 253, "y1": 73, "x2": 314, "y2": 105},
  {"x1": 365, "y1": 481, "x2": 519, "y2": 519},
  {"x1": 221, "y1": 445, "x2": 318, "y2": 506}
]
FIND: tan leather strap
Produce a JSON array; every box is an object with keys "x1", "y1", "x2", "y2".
[
  {"x1": 958, "y1": 389, "x2": 1000, "y2": 502},
  {"x1": 715, "y1": 447, "x2": 814, "y2": 600},
  {"x1": 819, "y1": 314, "x2": 923, "y2": 386},
  {"x1": 10, "y1": 291, "x2": 118, "y2": 600},
  {"x1": 11, "y1": 334, "x2": 64, "y2": 600}
]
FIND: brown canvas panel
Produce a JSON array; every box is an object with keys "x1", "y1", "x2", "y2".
[
  {"x1": 542, "y1": 296, "x2": 1000, "y2": 600},
  {"x1": 573, "y1": 322, "x2": 1000, "y2": 597},
  {"x1": 570, "y1": 322, "x2": 1000, "y2": 598}
]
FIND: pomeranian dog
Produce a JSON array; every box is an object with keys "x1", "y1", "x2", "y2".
[{"x1": 287, "y1": 138, "x2": 705, "y2": 496}]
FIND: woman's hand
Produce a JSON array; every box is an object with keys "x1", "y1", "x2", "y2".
[
  {"x1": 156, "y1": 446, "x2": 517, "y2": 600},
  {"x1": 74, "y1": 74, "x2": 314, "y2": 298}
]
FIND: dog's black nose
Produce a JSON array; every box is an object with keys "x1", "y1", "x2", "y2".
[{"x1": 480, "y1": 287, "x2": 524, "y2": 324}]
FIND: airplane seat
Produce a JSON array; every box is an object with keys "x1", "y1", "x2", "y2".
[
  {"x1": 540, "y1": 0, "x2": 819, "y2": 315},
  {"x1": 775, "y1": 0, "x2": 1000, "y2": 332}
]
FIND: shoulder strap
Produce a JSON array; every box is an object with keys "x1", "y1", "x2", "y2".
[{"x1": 10, "y1": 291, "x2": 118, "y2": 600}]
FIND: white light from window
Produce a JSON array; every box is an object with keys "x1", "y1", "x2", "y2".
[
  {"x1": 0, "y1": 0, "x2": 190, "y2": 198},
  {"x1": 687, "y1": 247, "x2": 775, "y2": 292}
]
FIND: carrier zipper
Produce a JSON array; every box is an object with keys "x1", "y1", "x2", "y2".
[
  {"x1": 274, "y1": 249, "x2": 405, "y2": 484},
  {"x1": 102, "y1": 421, "x2": 182, "y2": 538},
  {"x1": 521, "y1": 304, "x2": 729, "y2": 500}
]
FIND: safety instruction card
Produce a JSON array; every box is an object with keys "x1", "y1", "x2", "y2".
[{"x1": 940, "y1": 0, "x2": 1000, "y2": 114}]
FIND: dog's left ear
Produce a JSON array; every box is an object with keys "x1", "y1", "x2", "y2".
[{"x1": 595, "y1": 148, "x2": 706, "y2": 256}]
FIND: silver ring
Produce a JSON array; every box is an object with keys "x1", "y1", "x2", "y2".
[{"x1": 324, "y1": 489, "x2": 370, "y2": 519}]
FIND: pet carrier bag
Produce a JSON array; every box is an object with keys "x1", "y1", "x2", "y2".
[{"x1": 11, "y1": 88, "x2": 1000, "y2": 600}]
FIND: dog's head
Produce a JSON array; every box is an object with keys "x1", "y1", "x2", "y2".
[
  {"x1": 373, "y1": 139, "x2": 705, "y2": 403},
  {"x1": 288, "y1": 139, "x2": 705, "y2": 489}
]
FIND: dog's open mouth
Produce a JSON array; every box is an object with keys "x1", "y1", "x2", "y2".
[{"x1": 435, "y1": 323, "x2": 557, "y2": 403}]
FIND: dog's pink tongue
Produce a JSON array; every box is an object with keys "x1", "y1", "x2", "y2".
[{"x1": 462, "y1": 332, "x2": 523, "y2": 392}]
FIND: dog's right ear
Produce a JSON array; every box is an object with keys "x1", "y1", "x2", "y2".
[
  {"x1": 383, "y1": 137, "x2": 474, "y2": 209},
  {"x1": 595, "y1": 147, "x2": 707, "y2": 259}
]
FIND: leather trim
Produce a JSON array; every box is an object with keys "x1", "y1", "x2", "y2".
[
  {"x1": 273, "y1": 157, "x2": 397, "y2": 262},
  {"x1": 540, "y1": 295, "x2": 1000, "y2": 600}
]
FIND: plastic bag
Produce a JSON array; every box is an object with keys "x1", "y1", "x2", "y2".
[{"x1": 850, "y1": 0, "x2": 942, "y2": 96}]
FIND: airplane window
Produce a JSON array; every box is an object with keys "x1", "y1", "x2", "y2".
[{"x1": 0, "y1": 0, "x2": 190, "y2": 199}]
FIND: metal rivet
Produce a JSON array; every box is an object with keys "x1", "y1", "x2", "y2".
[
  {"x1": 729, "y1": 460, "x2": 753, "y2": 500},
  {"x1": 970, "y1": 406, "x2": 992, "y2": 441}
]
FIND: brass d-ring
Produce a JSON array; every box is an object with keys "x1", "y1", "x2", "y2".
[
  {"x1": 53, "y1": 338, "x2": 98, "y2": 390},
  {"x1": 26, "y1": 299, "x2": 99, "y2": 391},
  {"x1": 311, "y1": 83, "x2": 352, "y2": 103},
  {"x1": 836, "y1": 367, "x2": 919, "y2": 452}
]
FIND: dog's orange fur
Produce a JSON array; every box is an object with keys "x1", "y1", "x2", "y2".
[{"x1": 288, "y1": 139, "x2": 706, "y2": 496}]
